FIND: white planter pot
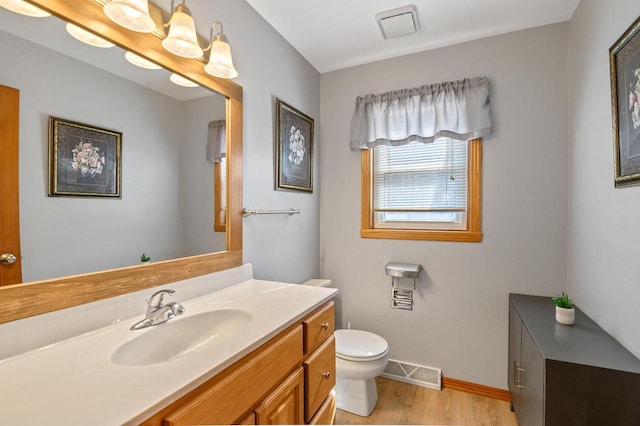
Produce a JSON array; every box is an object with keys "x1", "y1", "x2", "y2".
[{"x1": 555, "y1": 306, "x2": 575, "y2": 325}]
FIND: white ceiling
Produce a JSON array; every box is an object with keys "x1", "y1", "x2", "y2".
[{"x1": 246, "y1": 0, "x2": 581, "y2": 73}]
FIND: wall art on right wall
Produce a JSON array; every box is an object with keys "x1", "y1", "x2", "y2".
[{"x1": 610, "y1": 14, "x2": 640, "y2": 188}]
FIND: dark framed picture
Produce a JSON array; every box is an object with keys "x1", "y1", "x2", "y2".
[
  {"x1": 49, "y1": 116, "x2": 122, "y2": 197},
  {"x1": 276, "y1": 99, "x2": 314, "y2": 192},
  {"x1": 610, "y1": 15, "x2": 640, "y2": 187}
]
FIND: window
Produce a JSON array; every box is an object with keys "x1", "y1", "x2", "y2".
[
  {"x1": 361, "y1": 138, "x2": 482, "y2": 242},
  {"x1": 214, "y1": 157, "x2": 226, "y2": 232}
]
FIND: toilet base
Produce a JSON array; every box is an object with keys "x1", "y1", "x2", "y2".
[{"x1": 335, "y1": 376, "x2": 379, "y2": 417}]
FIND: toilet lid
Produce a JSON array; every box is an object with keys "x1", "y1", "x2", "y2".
[{"x1": 334, "y1": 329, "x2": 389, "y2": 360}]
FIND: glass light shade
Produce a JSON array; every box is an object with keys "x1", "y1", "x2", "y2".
[
  {"x1": 125, "y1": 51, "x2": 161, "y2": 69},
  {"x1": 104, "y1": 0, "x2": 155, "y2": 33},
  {"x1": 169, "y1": 73, "x2": 198, "y2": 87},
  {"x1": 161, "y1": 5, "x2": 203, "y2": 59},
  {"x1": 65, "y1": 23, "x2": 115, "y2": 48},
  {"x1": 0, "y1": 0, "x2": 50, "y2": 17},
  {"x1": 204, "y1": 36, "x2": 238, "y2": 79}
]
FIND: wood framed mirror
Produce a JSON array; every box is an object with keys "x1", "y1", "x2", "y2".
[{"x1": 0, "y1": 0, "x2": 243, "y2": 324}]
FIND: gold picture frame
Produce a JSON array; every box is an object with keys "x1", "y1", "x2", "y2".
[
  {"x1": 276, "y1": 99, "x2": 314, "y2": 192},
  {"x1": 49, "y1": 116, "x2": 122, "y2": 197},
  {"x1": 610, "y1": 15, "x2": 640, "y2": 187}
]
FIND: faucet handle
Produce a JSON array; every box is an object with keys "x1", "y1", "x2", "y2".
[{"x1": 147, "y1": 289, "x2": 175, "y2": 308}]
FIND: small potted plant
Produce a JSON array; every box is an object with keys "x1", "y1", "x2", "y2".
[
  {"x1": 552, "y1": 292, "x2": 574, "y2": 325},
  {"x1": 140, "y1": 253, "x2": 151, "y2": 264}
]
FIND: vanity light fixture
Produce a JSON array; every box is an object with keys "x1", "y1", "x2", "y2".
[
  {"x1": 65, "y1": 23, "x2": 115, "y2": 48},
  {"x1": 103, "y1": 0, "x2": 155, "y2": 33},
  {"x1": 169, "y1": 73, "x2": 198, "y2": 87},
  {"x1": 162, "y1": 0, "x2": 203, "y2": 59},
  {"x1": 125, "y1": 51, "x2": 162, "y2": 69},
  {"x1": 203, "y1": 21, "x2": 238, "y2": 79},
  {"x1": 0, "y1": 0, "x2": 50, "y2": 17}
]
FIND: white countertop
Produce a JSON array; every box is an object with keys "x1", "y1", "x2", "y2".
[{"x1": 0, "y1": 279, "x2": 337, "y2": 425}]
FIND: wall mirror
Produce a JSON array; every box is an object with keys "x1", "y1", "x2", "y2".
[{"x1": 0, "y1": 0, "x2": 243, "y2": 324}]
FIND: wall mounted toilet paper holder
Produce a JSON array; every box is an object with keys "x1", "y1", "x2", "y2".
[{"x1": 385, "y1": 262, "x2": 422, "y2": 310}]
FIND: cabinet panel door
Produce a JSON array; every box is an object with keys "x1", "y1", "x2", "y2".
[
  {"x1": 519, "y1": 329, "x2": 544, "y2": 426},
  {"x1": 254, "y1": 368, "x2": 304, "y2": 425},
  {"x1": 508, "y1": 302, "x2": 523, "y2": 414}
]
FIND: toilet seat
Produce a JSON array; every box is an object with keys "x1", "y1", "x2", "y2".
[{"x1": 335, "y1": 329, "x2": 389, "y2": 361}]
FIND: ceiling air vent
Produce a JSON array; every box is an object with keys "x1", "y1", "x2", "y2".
[{"x1": 375, "y1": 5, "x2": 419, "y2": 39}]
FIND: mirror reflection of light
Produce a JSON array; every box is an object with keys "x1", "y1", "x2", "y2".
[
  {"x1": 65, "y1": 23, "x2": 115, "y2": 48},
  {"x1": 125, "y1": 51, "x2": 162, "y2": 70},
  {"x1": 170, "y1": 73, "x2": 199, "y2": 87},
  {"x1": 103, "y1": 0, "x2": 155, "y2": 33},
  {"x1": 0, "y1": 0, "x2": 50, "y2": 17}
]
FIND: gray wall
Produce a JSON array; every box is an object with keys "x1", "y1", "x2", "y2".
[
  {"x1": 319, "y1": 23, "x2": 569, "y2": 389},
  {"x1": 181, "y1": 95, "x2": 227, "y2": 257},
  {"x1": 188, "y1": 0, "x2": 322, "y2": 283},
  {"x1": 567, "y1": 0, "x2": 640, "y2": 359}
]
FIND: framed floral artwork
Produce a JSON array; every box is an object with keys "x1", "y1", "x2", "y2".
[
  {"x1": 276, "y1": 99, "x2": 314, "y2": 192},
  {"x1": 610, "y1": 15, "x2": 640, "y2": 187},
  {"x1": 48, "y1": 116, "x2": 122, "y2": 197}
]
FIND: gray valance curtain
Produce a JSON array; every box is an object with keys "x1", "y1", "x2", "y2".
[
  {"x1": 207, "y1": 119, "x2": 226, "y2": 163},
  {"x1": 349, "y1": 76, "x2": 492, "y2": 150}
]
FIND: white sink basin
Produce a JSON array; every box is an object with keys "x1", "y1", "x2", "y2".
[{"x1": 111, "y1": 308, "x2": 252, "y2": 366}]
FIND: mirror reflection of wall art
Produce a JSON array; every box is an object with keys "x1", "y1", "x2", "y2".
[
  {"x1": 610, "y1": 15, "x2": 640, "y2": 188},
  {"x1": 276, "y1": 99, "x2": 314, "y2": 192},
  {"x1": 48, "y1": 116, "x2": 122, "y2": 197}
]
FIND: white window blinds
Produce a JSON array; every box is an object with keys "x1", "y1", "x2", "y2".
[{"x1": 373, "y1": 138, "x2": 467, "y2": 216}]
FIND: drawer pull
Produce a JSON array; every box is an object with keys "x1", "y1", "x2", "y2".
[
  {"x1": 322, "y1": 371, "x2": 331, "y2": 379},
  {"x1": 321, "y1": 323, "x2": 330, "y2": 330}
]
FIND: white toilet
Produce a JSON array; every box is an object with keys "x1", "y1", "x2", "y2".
[
  {"x1": 334, "y1": 329, "x2": 389, "y2": 417},
  {"x1": 301, "y1": 279, "x2": 389, "y2": 417}
]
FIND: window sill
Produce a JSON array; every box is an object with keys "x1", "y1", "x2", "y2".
[{"x1": 360, "y1": 228, "x2": 483, "y2": 242}]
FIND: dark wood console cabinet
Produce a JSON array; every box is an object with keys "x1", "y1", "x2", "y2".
[{"x1": 508, "y1": 294, "x2": 640, "y2": 426}]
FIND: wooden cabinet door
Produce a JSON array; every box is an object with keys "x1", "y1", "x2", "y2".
[
  {"x1": 519, "y1": 329, "x2": 544, "y2": 426},
  {"x1": 254, "y1": 367, "x2": 304, "y2": 425}
]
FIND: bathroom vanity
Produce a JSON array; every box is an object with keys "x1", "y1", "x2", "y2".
[
  {"x1": 142, "y1": 301, "x2": 336, "y2": 425},
  {"x1": 0, "y1": 266, "x2": 337, "y2": 425}
]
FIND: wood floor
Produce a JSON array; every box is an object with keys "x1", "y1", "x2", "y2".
[{"x1": 334, "y1": 377, "x2": 519, "y2": 426}]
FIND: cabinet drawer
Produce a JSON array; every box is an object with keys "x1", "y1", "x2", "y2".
[
  {"x1": 308, "y1": 392, "x2": 336, "y2": 425},
  {"x1": 304, "y1": 335, "x2": 336, "y2": 423},
  {"x1": 162, "y1": 325, "x2": 303, "y2": 425},
  {"x1": 303, "y1": 301, "x2": 335, "y2": 355}
]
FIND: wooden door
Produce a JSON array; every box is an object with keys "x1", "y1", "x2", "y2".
[{"x1": 0, "y1": 85, "x2": 22, "y2": 286}]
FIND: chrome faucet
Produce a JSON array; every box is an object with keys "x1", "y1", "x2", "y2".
[{"x1": 130, "y1": 289, "x2": 185, "y2": 330}]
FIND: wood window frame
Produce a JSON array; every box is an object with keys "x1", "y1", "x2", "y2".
[
  {"x1": 361, "y1": 138, "x2": 483, "y2": 242},
  {"x1": 214, "y1": 159, "x2": 226, "y2": 232}
]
